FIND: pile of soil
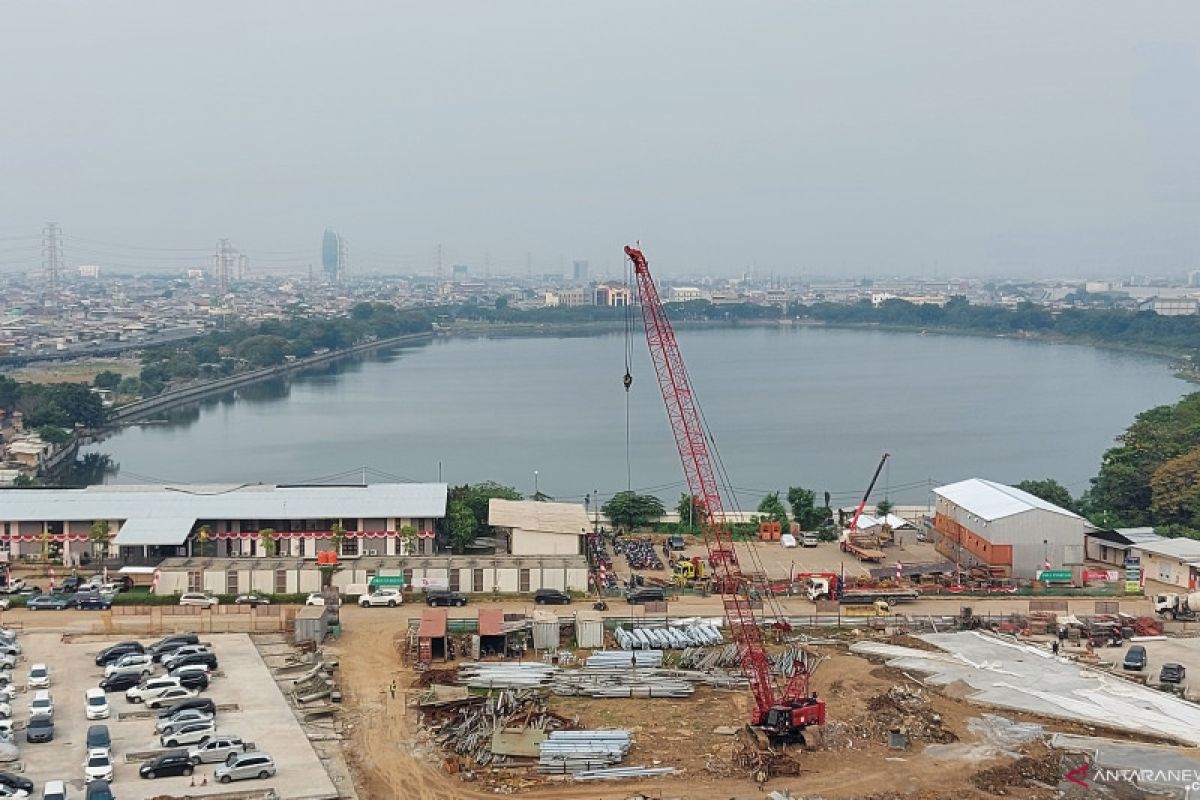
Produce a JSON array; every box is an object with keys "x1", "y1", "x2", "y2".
[
  {"x1": 971, "y1": 754, "x2": 1062, "y2": 795},
  {"x1": 859, "y1": 685, "x2": 959, "y2": 744}
]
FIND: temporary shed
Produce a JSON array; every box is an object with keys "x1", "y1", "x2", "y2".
[
  {"x1": 418, "y1": 607, "x2": 448, "y2": 663},
  {"x1": 478, "y1": 607, "x2": 507, "y2": 657},
  {"x1": 294, "y1": 606, "x2": 330, "y2": 645},
  {"x1": 532, "y1": 609, "x2": 561, "y2": 651},
  {"x1": 575, "y1": 609, "x2": 604, "y2": 649}
]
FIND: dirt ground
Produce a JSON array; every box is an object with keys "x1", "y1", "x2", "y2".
[
  {"x1": 327, "y1": 609, "x2": 1115, "y2": 800},
  {"x1": 7, "y1": 356, "x2": 140, "y2": 384}
]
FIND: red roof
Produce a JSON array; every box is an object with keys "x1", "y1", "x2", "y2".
[
  {"x1": 418, "y1": 607, "x2": 447, "y2": 638},
  {"x1": 478, "y1": 607, "x2": 505, "y2": 636}
]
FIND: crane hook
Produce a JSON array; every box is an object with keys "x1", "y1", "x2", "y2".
[{"x1": 623, "y1": 372, "x2": 632, "y2": 391}]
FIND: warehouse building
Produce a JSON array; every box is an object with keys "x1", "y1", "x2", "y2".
[
  {"x1": 488, "y1": 499, "x2": 589, "y2": 556},
  {"x1": 931, "y1": 478, "x2": 1093, "y2": 579},
  {"x1": 1085, "y1": 527, "x2": 1163, "y2": 567},
  {"x1": 1128, "y1": 538, "x2": 1200, "y2": 593}
]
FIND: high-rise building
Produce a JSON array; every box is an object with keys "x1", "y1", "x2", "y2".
[
  {"x1": 1188, "y1": 270, "x2": 1200, "y2": 288},
  {"x1": 572, "y1": 260, "x2": 589, "y2": 283},
  {"x1": 322, "y1": 228, "x2": 342, "y2": 281}
]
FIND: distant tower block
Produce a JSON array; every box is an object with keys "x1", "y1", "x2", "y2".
[
  {"x1": 42, "y1": 222, "x2": 63, "y2": 293},
  {"x1": 322, "y1": 228, "x2": 347, "y2": 282},
  {"x1": 214, "y1": 238, "x2": 235, "y2": 296},
  {"x1": 573, "y1": 260, "x2": 589, "y2": 284}
]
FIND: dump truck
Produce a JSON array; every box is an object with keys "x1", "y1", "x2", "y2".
[
  {"x1": 1155, "y1": 592, "x2": 1200, "y2": 620},
  {"x1": 672, "y1": 556, "x2": 708, "y2": 587}
]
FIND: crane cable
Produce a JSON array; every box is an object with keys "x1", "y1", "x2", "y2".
[{"x1": 623, "y1": 252, "x2": 635, "y2": 492}]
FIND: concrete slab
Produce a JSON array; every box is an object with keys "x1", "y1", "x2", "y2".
[
  {"x1": 15, "y1": 631, "x2": 338, "y2": 799},
  {"x1": 851, "y1": 631, "x2": 1200, "y2": 745}
]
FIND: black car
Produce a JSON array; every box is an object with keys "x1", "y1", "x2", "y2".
[
  {"x1": 0, "y1": 772, "x2": 33, "y2": 793},
  {"x1": 626, "y1": 587, "x2": 666, "y2": 604},
  {"x1": 139, "y1": 750, "x2": 195, "y2": 779},
  {"x1": 86, "y1": 725, "x2": 111, "y2": 751},
  {"x1": 148, "y1": 633, "x2": 200, "y2": 661},
  {"x1": 85, "y1": 781, "x2": 115, "y2": 800},
  {"x1": 1123, "y1": 645, "x2": 1148, "y2": 671},
  {"x1": 175, "y1": 671, "x2": 210, "y2": 691},
  {"x1": 76, "y1": 592, "x2": 112, "y2": 610},
  {"x1": 425, "y1": 590, "x2": 467, "y2": 607},
  {"x1": 99, "y1": 671, "x2": 142, "y2": 692},
  {"x1": 157, "y1": 697, "x2": 217, "y2": 719},
  {"x1": 1161, "y1": 662, "x2": 1187, "y2": 684},
  {"x1": 169, "y1": 651, "x2": 218, "y2": 671},
  {"x1": 26, "y1": 714, "x2": 54, "y2": 743},
  {"x1": 95, "y1": 640, "x2": 144, "y2": 666},
  {"x1": 668, "y1": 535, "x2": 686, "y2": 551},
  {"x1": 534, "y1": 588, "x2": 571, "y2": 605}
]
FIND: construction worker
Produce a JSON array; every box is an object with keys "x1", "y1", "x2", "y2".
[
  {"x1": 389, "y1": 679, "x2": 396, "y2": 700},
  {"x1": 1052, "y1": 640, "x2": 1060, "y2": 656}
]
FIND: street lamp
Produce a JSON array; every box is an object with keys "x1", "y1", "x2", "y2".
[{"x1": 533, "y1": 470, "x2": 539, "y2": 497}]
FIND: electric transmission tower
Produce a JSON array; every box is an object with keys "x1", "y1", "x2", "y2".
[{"x1": 42, "y1": 222, "x2": 63, "y2": 293}]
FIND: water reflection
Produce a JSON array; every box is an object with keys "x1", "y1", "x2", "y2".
[{"x1": 51, "y1": 453, "x2": 117, "y2": 487}]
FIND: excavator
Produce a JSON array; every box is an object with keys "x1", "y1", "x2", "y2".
[{"x1": 626, "y1": 245, "x2": 825, "y2": 747}]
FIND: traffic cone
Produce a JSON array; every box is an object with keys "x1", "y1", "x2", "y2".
[
  {"x1": 189, "y1": 777, "x2": 195, "y2": 787},
  {"x1": 202, "y1": 776, "x2": 208, "y2": 786}
]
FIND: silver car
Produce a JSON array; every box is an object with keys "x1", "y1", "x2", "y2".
[
  {"x1": 188, "y1": 735, "x2": 247, "y2": 764},
  {"x1": 215, "y1": 751, "x2": 275, "y2": 783},
  {"x1": 155, "y1": 709, "x2": 213, "y2": 734},
  {"x1": 160, "y1": 720, "x2": 215, "y2": 748}
]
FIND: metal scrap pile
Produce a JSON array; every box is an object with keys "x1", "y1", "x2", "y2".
[
  {"x1": 422, "y1": 688, "x2": 574, "y2": 767},
  {"x1": 859, "y1": 684, "x2": 958, "y2": 745},
  {"x1": 614, "y1": 622, "x2": 723, "y2": 650}
]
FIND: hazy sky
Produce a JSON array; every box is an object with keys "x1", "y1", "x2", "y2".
[{"x1": 2, "y1": 2, "x2": 1198, "y2": 277}]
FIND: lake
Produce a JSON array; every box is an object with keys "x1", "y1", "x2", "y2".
[{"x1": 82, "y1": 326, "x2": 1188, "y2": 511}]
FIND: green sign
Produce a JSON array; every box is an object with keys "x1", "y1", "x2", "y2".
[
  {"x1": 1037, "y1": 570, "x2": 1072, "y2": 582},
  {"x1": 368, "y1": 575, "x2": 406, "y2": 589}
]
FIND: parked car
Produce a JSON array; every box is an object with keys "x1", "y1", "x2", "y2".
[
  {"x1": 167, "y1": 652, "x2": 218, "y2": 672},
  {"x1": 75, "y1": 593, "x2": 111, "y2": 611},
  {"x1": 0, "y1": 786, "x2": 27, "y2": 800},
  {"x1": 25, "y1": 715, "x2": 53, "y2": 744},
  {"x1": 84, "y1": 688, "x2": 110, "y2": 720},
  {"x1": 234, "y1": 594, "x2": 270, "y2": 607},
  {"x1": 126, "y1": 676, "x2": 181, "y2": 703},
  {"x1": 425, "y1": 590, "x2": 467, "y2": 607},
  {"x1": 148, "y1": 634, "x2": 200, "y2": 662},
  {"x1": 28, "y1": 691, "x2": 53, "y2": 718},
  {"x1": 59, "y1": 577, "x2": 82, "y2": 594},
  {"x1": 304, "y1": 593, "x2": 326, "y2": 607},
  {"x1": 139, "y1": 750, "x2": 194, "y2": 779},
  {"x1": 534, "y1": 588, "x2": 571, "y2": 605},
  {"x1": 0, "y1": 600, "x2": 11, "y2": 613},
  {"x1": 170, "y1": 662, "x2": 211, "y2": 678},
  {"x1": 99, "y1": 671, "x2": 142, "y2": 692},
  {"x1": 0, "y1": 582, "x2": 26, "y2": 596},
  {"x1": 83, "y1": 781, "x2": 114, "y2": 800},
  {"x1": 27, "y1": 664, "x2": 50, "y2": 690},
  {"x1": 40, "y1": 781, "x2": 64, "y2": 800},
  {"x1": 157, "y1": 697, "x2": 216, "y2": 719},
  {"x1": 85, "y1": 725, "x2": 111, "y2": 751},
  {"x1": 1161, "y1": 662, "x2": 1187, "y2": 684},
  {"x1": 0, "y1": 657, "x2": 14, "y2": 673},
  {"x1": 0, "y1": 774, "x2": 31, "y2": 794},
  {"x1": 174, "y1": 671, "x2": 209, "y2": 691},
  {"x1": 358, "y1": 589, "x2": 402, "y2": 608},
  {"x1": 162, "y1": 644, "x2": 208, "y2": 664},
  {"x1": 188, "y1": 735, "x2": 247, "y2": 764},
  {"x1": 156, "y1": 708, "x2": 214, "y2": 734},
  {"x1": 667, "y1": 535, "x2": 686, "y2": 551},
  {"x1": 145, "y1": 687, "x2": 199, "y2": 709},
  {"x1": 26, "y1": 596, "x2": 68, "y2": 611},
  {"x1": 1123, "y1": 645, "x2": 1148, "y2": 671},
  {"x1": 215, "y1": 751, "x2": 276, "y2": 783},
  {"x1": 82, "y1": 749, "x2": 114, "y2": 784},
  {"x1": 161, "y1": 720, "x2": 215, "y2": 748},
  {"x1": 104, "y1": 652, "x2": 154, "y2": 678},
  {"x1": 178, "y1": 593, "x2": 218, "y2": 609},
  {"x1": 626, "y1": 587, "x2": 666, "y2": 605},
  {"x1": 95, "y1": 640, "x2": 144, "y2": 666},
  {"x1": 0, "y1": 644, "x2": 18, "y2": 659}
]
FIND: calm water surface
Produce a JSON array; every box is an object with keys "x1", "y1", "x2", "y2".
[{"x1": 84, "y1": 327, "x2": 1188, "y2": 509}]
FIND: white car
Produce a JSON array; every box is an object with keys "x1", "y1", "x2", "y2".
[
  {"x1": 0, "y1": 686, "x2": 15, "y2": 703},
  {"x1": 358, "y1": 589, "x2": 402, "y2": 608},
  {"x1": 155, "y1": 708, "x2": 213, "y2": 733},
  {"x1": 84, "y1": 687, "x2": 110, "y2": 720},
  {"x1": 160, "y1": 719, "x2": 215, "y2": 748},
  {"x1": 0, "y1": 785, "x2": 27, "y2": 799},
  {"x1": 0, "y1": 657, "x2": 14, "y2": 673},
  {"x1": 27, "y1": 664, "x2": 50, "y2": 689},
  {"x1": 188, "y1": 735, "x2": 247, "y2": 764},
  {"x1": 0, "y1": 644, "x2": 20, "y2": 658},
  {"x1": 126, "y1": 676, "x2": 181, "y2": 703},
  {"x1": 0, "y1": 599, "x2": 10, "y2": 612},
  {"x1": 178, "y1": 593, "x2": 219, "y2": 608},
  {"x1": 145, "y1": 686, "x2": 198, "y2": 709},
  {"x1": 104, "y1": 652, "x2": 154, "y2": 678},
  {"x1": 0, "y1": 702, "x2": 11, "y2": 719},
  {"x1": 304, "y1": 593, "x2": 326, "y2": 607},
  {"x1": 28, "y1": 691, "x2": 52, "y2": 718},
  {"x1": 41, "y1": 781, "x2": 64, "y2": 800},
  {"x1": 83, "y1": 747, "x2": 114, "y2": 783}
]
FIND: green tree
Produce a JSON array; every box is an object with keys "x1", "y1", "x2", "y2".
[
  {"x1": 447, "y1": 500, "x2": 478, "y2": 553},
  {"x1": 258, "y1": 527, "x2": 277, "y2": 557},
  {"x1": 875, "y1": 499, "x2": 894, "y2": 517},
  {"x1": 89, "y1": 520, "x2": 111, "y2": 560},
  {"x1": 602, "y1": 491, "x2": 665, "y2": 530},
  {"x1": 786, "y1": 486, "x2": 829, "y2": 529},
  {"x1": 92, "y1": 370, "x2": 121, "y2": 390},
  {"x1": 676, "y1": 493, "x2": 702, "y2": 530},
  {"x1": 330, "y1": 522, "x2": 347, "y2": 554},
  {"x1": 36, "y1": 426, "x2": 71, "y2": 446},
  {"x1": 1015, "y1": 479, "x2": 1075, "y2": 512},
  {"x1": 0, "y1": 375, "x2": 20, "y2": 411},
  {"x1": 1150, "y1": 448, "x2": 1200, "y2": 527},
  {"x1": 757, "y1": 492, "x2": 790, "y2": 528},
  {"x1": 116, "y1": 377, "x2": 142, "y2": 396},
  {"x1": 236, "y1": 335, "x2": 289, "y2": 367},
  {"x1": 197, "y1": 524, "x2": 213, "y2": 557},
  {"x1": 398, "y1": 524, "x2": 418, "y2": 555}
]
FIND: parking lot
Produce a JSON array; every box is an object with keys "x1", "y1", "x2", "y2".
[
  {"x1": 13, "y1": 631, "x2": 338, "y2": 800},
  {"x1": 1111, "y1": 634, "x2": 1200, "y2": 695}
]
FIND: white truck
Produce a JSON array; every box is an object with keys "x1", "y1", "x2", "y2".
[{"x1": 1155, "y1": 592, "x2": 1200, "y2": 620}]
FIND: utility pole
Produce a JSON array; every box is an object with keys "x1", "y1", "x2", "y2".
[{"x1": 42, "y1": 222, "x2": 63, "y2": 296}]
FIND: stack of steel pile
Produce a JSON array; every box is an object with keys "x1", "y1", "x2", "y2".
[
  {"x1": 537, "y1": 730, "x2": 632, "y2": 774},
  {"x1": 457, "y1": 662, "x2": 558, "y2": 689},
  {"x1": 614, "y1": 622, "x2": 723, "y2": 650}
]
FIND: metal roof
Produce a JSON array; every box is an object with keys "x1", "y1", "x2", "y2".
[
  {"x1": 1130, "y1": 538, "x2": 1200, "y2": 560},
  {"x1": 419, "y1": 607, "x2": 447, "y2": 638},
  {"x1": 478, "y1": 607, "x2": 505, "y2": 637},
  {"x1": 488, "y1": 499, "x2": 590, "y2": 534},
  {"x1": 0, "y1": 483, "x2": 448, "y2": 523},
  {"x1": 113, "y1": 517, "x2": 195, "y2": 546},
  {"x1": 933, "y1": 478, "x2": 1082, "y2": 522}
]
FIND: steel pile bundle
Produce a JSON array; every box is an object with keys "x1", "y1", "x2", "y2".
[
  {"x1": 677, "y1": 644, "x2": 740, "y2": 670},
  {"x1": 537, "y1": 730, "x2": 632, "y2": 774},
  {"x1": 422, "y1": 688, "x2": 573, "y2": 767},
  {"x1": 614, "y1": 623, "x2": 723, "y2": 650},
  {"x1": 772, "y1": 646, "x2": 822, "y2": 678},
  {"x1": 457, "y1": 662, "x2": 558, "y2": 689},
  {"x1": 585, "y1": 650, "x2": 664, "y2": 668},
  {"x1": 574, "y1": 766, "x2": 679, "y2": 780}
]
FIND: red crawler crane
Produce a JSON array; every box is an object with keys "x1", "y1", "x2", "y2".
[{"x1": 625, "y1": 245, "x2": 825, "y2": 743}]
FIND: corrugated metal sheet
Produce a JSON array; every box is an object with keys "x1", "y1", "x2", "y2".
[
  {"x1": 479, "y1": 607, "x2": 505, "y2": 636},
  {"x1": 112, "y1": 517, "x2": 195, "y2": 546},
  {"x1": 419, "y1": 607, "x2": 447, "y2": 638},
  {"x1": 934, "y1": 478, "x2": 1081, "y2": 522},
  {"x1": 575, "y1": 610, "x2": 603, "y2": 649},
  {"x1": 532, "y1": 609, "x2": 560, "y2": 650},
  {"x1": 0, "y1": 482, "x2": 448, "y2": 522}
]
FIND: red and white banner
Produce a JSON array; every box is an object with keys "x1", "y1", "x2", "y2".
[
  {"x1": 894, "y1": 561, "x2": 902, "y2": 581},
  {"x1": 48, "y1": 568, "x2": 55, "y2": 593},
  {"x1": 150, "y1": 569, "x2": 160, "y2": 594}
]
